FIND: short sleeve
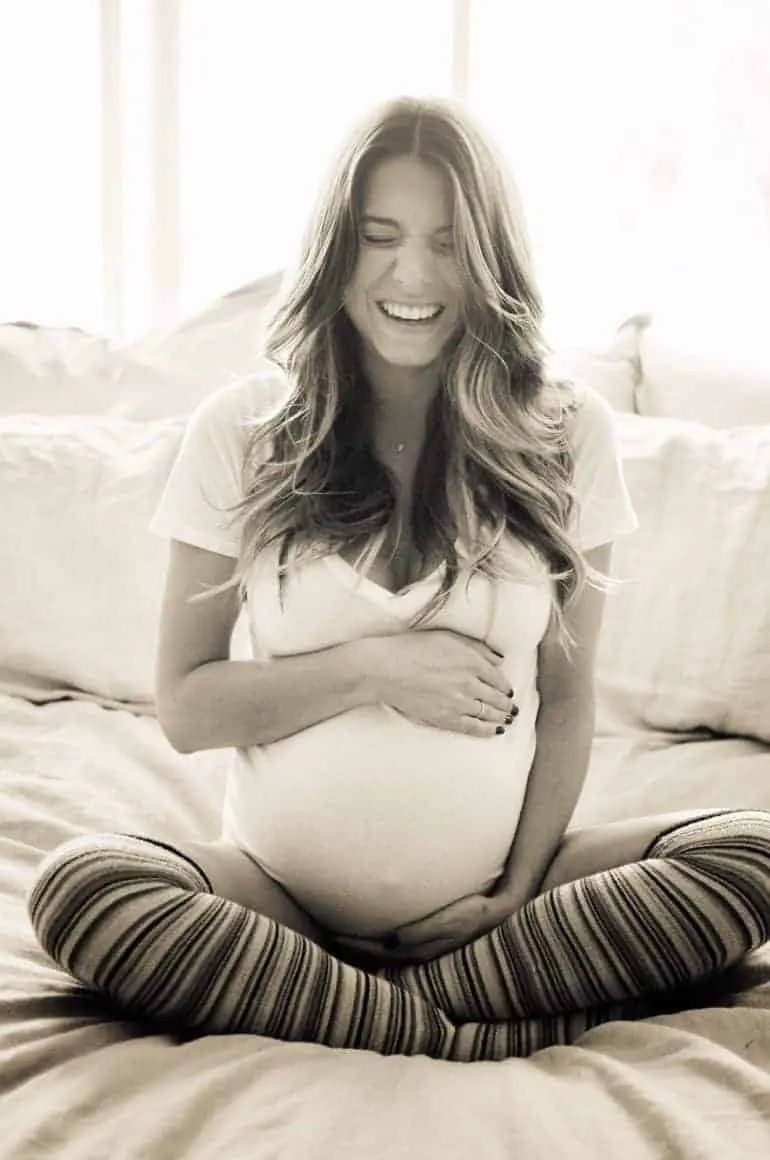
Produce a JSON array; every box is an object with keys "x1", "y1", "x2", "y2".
[
  {"x1": 564, "y1": 381, "x2": 639, "y2": 551},
  {"x1": 149, "y1": 373, "x2": 284, "y2": 557}
]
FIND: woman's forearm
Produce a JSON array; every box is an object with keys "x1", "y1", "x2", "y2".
[
  {"x1": 492, "y1": 687, "x2": 596, "y2": 903},
  {"x1": 163, "y1": 639, "x2": 379, "y2": 753}
]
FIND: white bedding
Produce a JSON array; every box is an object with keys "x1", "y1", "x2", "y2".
[{"x1": 2, "y1": 690, "x2": 770, "y2": 1159}]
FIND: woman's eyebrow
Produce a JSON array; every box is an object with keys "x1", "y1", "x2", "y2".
[{"x1": 360, "y1": 214, "x2": 453, "y2": 233}]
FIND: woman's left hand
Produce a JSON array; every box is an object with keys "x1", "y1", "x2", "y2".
[{"x1": 331, "y1": 892, "x2": 520, "y2": 966}]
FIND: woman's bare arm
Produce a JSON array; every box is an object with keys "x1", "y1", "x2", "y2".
[
  {"x1": 153, "y1": 533, "x2": 510, "y2": 751},
  {"x1": 155, "y1": 539, "x2": 377, "y2": 753},
  {"x1": 168, "y1": 647, "x2": 378, "y2": 753},
  {"x1": 489, "y1": 542, "x2": 612, "y2": 904}
]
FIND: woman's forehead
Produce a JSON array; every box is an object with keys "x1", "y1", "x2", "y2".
[{"x1": 361, "y1": 155, "x2": 453, "y2": 223}]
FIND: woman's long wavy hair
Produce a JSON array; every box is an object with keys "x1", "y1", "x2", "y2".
[{"x1": 191, "y1": 96, "x2": 602, "y2": 650}]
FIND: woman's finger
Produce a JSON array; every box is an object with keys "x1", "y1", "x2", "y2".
[
  {"x1": 463, "y1": 696, "x2": 510, "y2": 723},
  {"x1": 333, "y1": 935, "x2": 384, "y2": 955},
  {"x1": 475, "y1": 677, "x2": 517, "y2": 714},
  {"x1": 332, "y1": 926, "x2": 468, "y2": 965},
  {"x1": 399, "y1": 938, "x2": 459, "y2": 962}
]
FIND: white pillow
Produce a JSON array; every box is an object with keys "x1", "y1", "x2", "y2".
[
  {"x1": 545, "y1": 314, "x2": 643, "y2": 412},
  {"x1": 4, "y1": 408, "x2": 767, "y2": 743},
  {"x1": 596, "y1": 413, "x2": 770, "y2": 744},
  {"x1": 0, "y1": 323, "x2": 118, "y2": 414},
  {"x1": 2, "y1": 275, "x2": 643, "y2": 425},
  {"x1": 109, "y1": 270, "x2": 284, "y2": 419},
  {"x1": 0, "y1": 271, "x2": 284, "y2": 421},
  {"x1": 0, "y1": 414, "x2": 186, "y2": 706},
  {"x1": 637, "y1": 332, "x2": 770, "y2": 427}
]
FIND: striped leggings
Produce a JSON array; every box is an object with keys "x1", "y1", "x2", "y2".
[{"x1": 26, "y1": 809, "x2": 770, "y2": 1062}]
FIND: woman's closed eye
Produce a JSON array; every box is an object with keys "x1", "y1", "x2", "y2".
[
  {"x1": 360, "y1": 233, "x2": 454, "y2": 253},
  {"x1": 361, "y1": 232, "x2": 397, "y2": 245}
]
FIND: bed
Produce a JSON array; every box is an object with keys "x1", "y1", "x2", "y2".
[
  {"x1": 2, "y1": 696, "x2": 770, "y2": 1158},
  {"x1": 2, "y1": 305, "x2": 770, "y2": 1157}
]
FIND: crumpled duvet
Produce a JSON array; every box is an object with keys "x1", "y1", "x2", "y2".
[{"x1": 2, "y1": 692, "x2": 770, "y2": 1159}]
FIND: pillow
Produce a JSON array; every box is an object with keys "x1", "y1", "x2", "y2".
[
  {"x1": 0, "y1": 322, "x2": 118, "y2": 414},
  {"x1": 595, "y1": 412, "x2": 770, "y2": 743},
  {"x1": 109, "y1": 269, "x2": 284, "y2": 419},
  {"x1": 637, "y1": 331, "x2": 770, "y2": 427},
  {"x1": 0, "y1": 410, "x2": 256, "y2": 707},
  {"x1": 545, "y1": 313, "x2": 645, "y2": 412},
  {"x1": 0, "y1": 270, "x2": 284, "y2": 421},
  {"x1": 2, "y1": 275, "x2": 643, "y2": 424},
  {"x1": 0, "y1": 414, "x2": 186, "y2": 706}
]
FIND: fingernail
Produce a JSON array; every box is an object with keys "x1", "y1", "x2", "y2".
[
  {"x1": 496, "y1": 725, "x2": 506, "y2": 735},
  {"x1": 512, "y1": 706, "x2": 519, "y2": 716},
  {"x1": 504, "y1": 715, "x2": 513, "y2": 725},
  {"x1": 507, "y1": 688, "x2": 514, "y2": 697}
]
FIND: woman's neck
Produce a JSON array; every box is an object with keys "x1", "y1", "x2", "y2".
[{"x1": 361, "y1": 344, "x2": 440, "y2": 434}]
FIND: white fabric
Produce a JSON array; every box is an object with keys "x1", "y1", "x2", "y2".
[
  {"x1": 595, "y1": 412, "x2": 770, "y2": 743},
  {"x1": 6, "y1": 380, "x2": 768, "y2": 757},
  {"x1": 0, "y1": 272, "x2": 283, "y2": 421},
  {"x1": 0, "y1": 323, "x2": 118, "y2": 414},
  {"x1": 637, "y1": 331, "x2": 770, "y2": 427},
  {"x1": 149, "y1": 375, "x2": 638, "y2": 934},
  {"x1": 543, "y1": 316, "x2": 642, "y2": 413},
  {"x1": 0, "y1": 412, "x2": 186, "y2": 706},
  {"x1": 4, "y1": 692, "x2": 770, "y2": 1159},
  {"x1": 1, "y1": 279, "x2": 641, "y2": 423},
  {"x1": 108, "y1": 270, "x2": 284, "y2": 420},
  {"x1": 149, "y1": 372, "x2": 639, "y2": 558}
]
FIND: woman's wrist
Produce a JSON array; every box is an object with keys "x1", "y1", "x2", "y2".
[
  {"x1": 346, "y1": 636, "x2": 391, "y2": 705},
  {"x1": 488, "y1": 873, "x2": 541, "y2": 913},
  {"x1": 481, "y1": 889, "x2": 520, "y2": 923}
]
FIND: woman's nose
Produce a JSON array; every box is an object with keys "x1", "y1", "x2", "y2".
[{"x1": 391, "y1": 239, "x2": 435, "y2": 289}]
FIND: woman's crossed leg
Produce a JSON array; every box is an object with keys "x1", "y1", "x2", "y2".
[{"x1": 26, "y1": 808, "x2": 770, "y2": 1061}]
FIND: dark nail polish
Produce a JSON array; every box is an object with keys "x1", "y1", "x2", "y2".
[
  {"x1": 507, "y1": 688, "x2": 514, "y2": 697},
  {"x1": 504, "y1": 715, "x2": 513, "y2": 725},
  {"x1": 496, "y1": 725, "x2": 505, "y2": 734},
  {"x1": 512, "y1": 706, "x2": 519, "y2": 716}
]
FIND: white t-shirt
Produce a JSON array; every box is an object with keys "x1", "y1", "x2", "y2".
[{"x1": 149, "y1": 369, "x2": 638, "y2": 935}]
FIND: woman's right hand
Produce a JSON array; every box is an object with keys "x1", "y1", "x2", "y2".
[{"x1": 363, "y1": 629, "x2": 518, "y2": 737}]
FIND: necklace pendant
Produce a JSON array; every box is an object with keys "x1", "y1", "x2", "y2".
[{"x1": 395, "y1": 441, "x2": 405, "y2": 454}]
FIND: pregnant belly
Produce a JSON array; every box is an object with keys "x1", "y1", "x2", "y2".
[{"x1": 225, "y1": 702, "x2": 536, "y2": 936}]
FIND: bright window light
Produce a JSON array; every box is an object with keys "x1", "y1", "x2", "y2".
[
  {"x1": 0, "y1": 0, "x2": 102, "y2": 331},
  {"x1": 177, "y1": 0, "x2": 454, "y2": 320},
  {"x1": 469, "y1": 0, "x2": 770, "y2": 358}
]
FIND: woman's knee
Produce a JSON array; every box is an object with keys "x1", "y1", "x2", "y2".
[
  {"x1": 537, "y1": 808, "x2": 748, "y2": 894},
  {"x1": 28, "y1": 831, "x2": 327, "y2": 950},
  {"x1": 649, "y1": 808, "x2": 770, "y2": 862},
  {"x1": 26, "y1": 832, "x2": 208, "y2": 954}
]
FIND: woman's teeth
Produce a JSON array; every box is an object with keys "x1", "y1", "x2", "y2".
[{"x1": 378, "y1": 301, "x2": 444, "y2": 323}]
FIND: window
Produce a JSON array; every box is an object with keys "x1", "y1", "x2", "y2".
[
  {"x1": 0, "y1": 0, "x2": 102, "y2": 331},
  {"x1": 470, "y1": 0, "x2": 770, "y2": 355},
  {"x1": 4, "y1": 0, "x2": 770, "y2": 359},
  {"x1": 177, "y1": 0, "x2": 454, "y2": 322}
]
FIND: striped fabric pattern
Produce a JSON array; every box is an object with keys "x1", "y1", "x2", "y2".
[
  {"x1": 26, "y1": 832, "x2": 455, "y2": 1058},
  {"x1": 26, "y1": 810, "x2": 770, "y2": 1062},
  {"x1": 384, "y1": 810, "x2": 770, "y2": 1025}
]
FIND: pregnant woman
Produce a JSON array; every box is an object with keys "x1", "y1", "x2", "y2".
[{"x1": 27, "y1": 96, "x2": 770, "y2": 1061}]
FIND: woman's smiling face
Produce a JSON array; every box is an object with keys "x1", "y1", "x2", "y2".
[{"x1": 343, "y1": 154, "x2": 464, "y2": 373}]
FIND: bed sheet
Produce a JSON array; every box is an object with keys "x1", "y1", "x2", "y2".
[{"x1": 2, "y1": 692, "x2": 770, "y2": 1159}]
